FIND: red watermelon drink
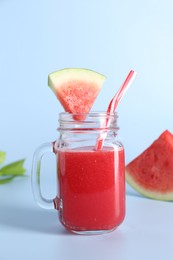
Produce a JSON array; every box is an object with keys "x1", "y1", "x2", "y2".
[
  {"x1": 57, "y1": 146, "x2": 125, "y2": 233},
  {"x1": 53, "y1": 112, "x2": 125, "y2": 234}
]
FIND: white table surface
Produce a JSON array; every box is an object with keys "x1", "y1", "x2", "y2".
[{"x1": 0, "y1": 176, "x2": 173, "y2": 260}]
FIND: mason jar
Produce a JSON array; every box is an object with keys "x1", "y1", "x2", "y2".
[{"x1": 31, "y1": 111, "x2": 125, "y2": 235}]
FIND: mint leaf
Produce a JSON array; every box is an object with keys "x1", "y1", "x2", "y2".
[
  {"x1": 0, "y1": 151, "x2": 6, "y2": 165},
  {"x1": 0, "y1": 176, "x2": 15, "y2": 184},
  {"x1": 0, "y1": 157, "x2": 26, "y2": 184},
  {"x1": 0, "y1": 159, "x2": 26, "y2": 176}
]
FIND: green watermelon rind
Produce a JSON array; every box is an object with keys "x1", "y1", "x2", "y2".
[
  {"x1": 48, "y1": 68, "x2": 106, "y2": 94},
  {"x1": 126, "y1": 170, "x2": 173, "y2": 201}
]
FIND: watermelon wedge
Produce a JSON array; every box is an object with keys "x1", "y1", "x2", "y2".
[
  {"x1": 48, "y1": 68, "x2": 106, "y2": 117},
  {"x1": 126, "y1": 130, "x2": 173, "y2": 201}
]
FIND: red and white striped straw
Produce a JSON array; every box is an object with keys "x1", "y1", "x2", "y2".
[{"x1": 95, "y1": 70, "x2": 137, "y2": 150}]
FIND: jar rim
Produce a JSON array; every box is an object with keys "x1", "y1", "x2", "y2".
[
  {"x1": 59, "y1": 111, "x2": 118, "y2": 116},
  {"x1": 58, "y1": 111, "x2": 118, "y2": 123}
]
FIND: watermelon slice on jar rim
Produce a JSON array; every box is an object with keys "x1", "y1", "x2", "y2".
[{"x1": 48, "y1": 68, "x2": 106, "y2": 120}]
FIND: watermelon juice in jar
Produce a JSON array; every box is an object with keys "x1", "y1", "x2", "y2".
[{"x1": 32, "y1": 112, "x2": 125, "y2": 235}]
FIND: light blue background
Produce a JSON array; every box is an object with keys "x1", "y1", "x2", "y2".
[{"x1": 1, "y1": 0, "x2": 173, "y2": 171}]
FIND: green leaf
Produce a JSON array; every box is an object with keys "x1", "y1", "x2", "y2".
[
  {"x1": 0, "y1": 159, "x2": 26, "y2": 176},
  {"x1": 0, "y1": 176, "x2": 15, "y2": 184},
  {"x1": 0, "y1": 151, "x2": 6, "y2": 165}
]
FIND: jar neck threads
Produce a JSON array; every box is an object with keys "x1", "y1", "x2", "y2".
[{"x1": 58, "y1": 112, "x2": 119, "y2": 132}]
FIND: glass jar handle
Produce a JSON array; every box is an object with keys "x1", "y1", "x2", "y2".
[{"x1": 31, "y1": 142, "x2": 59, "y2": 210}]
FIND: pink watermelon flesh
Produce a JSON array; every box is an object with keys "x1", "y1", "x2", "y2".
[
  {"x1": 48, "y1": 68, "x2": 106, "y2": 120},
  {"x1": 57, "y1": 80, "x2": 100, "y2": 115},
  {"x1": 126, "y1": 130, "x2": 173, "y2": 200}
]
